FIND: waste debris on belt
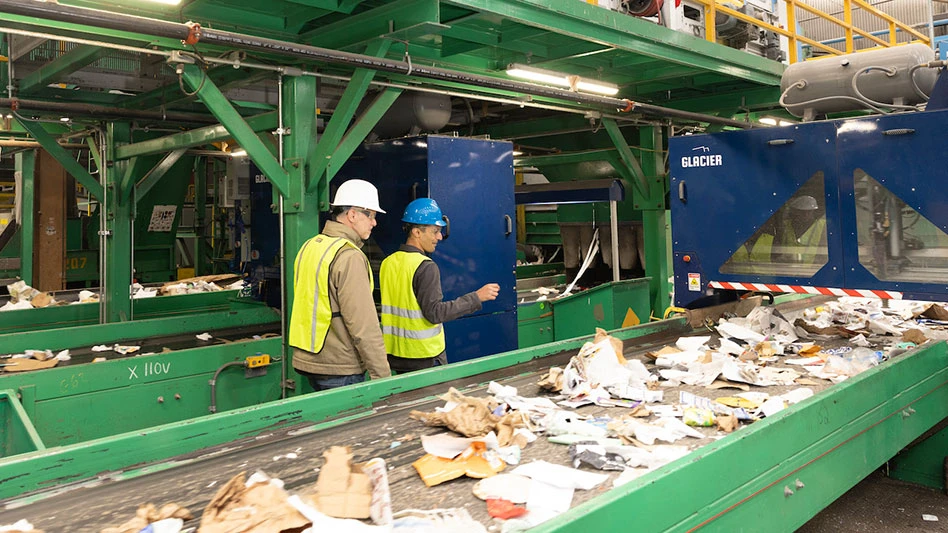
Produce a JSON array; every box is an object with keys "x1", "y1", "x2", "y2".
[{"x1": 8, "y1": 297, "x2": 948, "y2": 532}]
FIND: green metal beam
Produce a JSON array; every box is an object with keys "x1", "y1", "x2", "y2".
[
  {"x1": 123, "y1": 66, "x2": 269, "y2": 111},
  {"x1": 441, "y1": 0, "x2": 784, "y2": 85},
  {"x1": 104, "y1": 122, "x2": 134, "y2": 323},
  {"x1": 602, "y1": 118, "x2": 647, "y2": 198},
  {"x1": 85, "y1": 135, "x2": 102, "y2": 173},
  {"x1": 179, "y1": 65, "x2": 289, "y2": 197},
  {"x1": 664, "y1": 86, "x2": 782, "y2": 114},
  {"x1": 327, "y1": 87, "x2": 403, "y2": 180},
  {"x1": 136, "y1": 149, "x2": 187, "y2": 202},
  {"x1": 515, "y1": 148, "x2": 618, "y2": 168},
  {"x1": 15, "y1": 118, "x2": 104, "y2": 200},
  {"x1": 307, "y1": 38, "x2": 391, "y2": 197},
  {"x1": 302, "y1": 0, "x2": 440, "y2": 48},
  {"x1": 115, "y1": 112, "x2": 278, "y2": 160},
  {"x1": 119, "y1": 156, "x2": 138, "y2": 202},
  {"x1": 14, "y1": 151, "x2": 34, "y2": 286},
  {"x1": 17, "y1": 44, "x2": 106, "y2": 94}
]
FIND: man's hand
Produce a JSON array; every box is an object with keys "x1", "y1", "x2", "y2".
[{"x1": 476, "y1": 283, "x2": 500, "y2": 302}]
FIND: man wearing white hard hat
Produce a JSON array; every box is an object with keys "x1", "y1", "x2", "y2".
[{"x1": 289, "y1": 179, "x2": 391, "y2": 391}]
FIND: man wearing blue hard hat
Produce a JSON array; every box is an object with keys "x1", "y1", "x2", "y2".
[{"x1": 380, "y1": 198, "x2": 500, "y2": 373}]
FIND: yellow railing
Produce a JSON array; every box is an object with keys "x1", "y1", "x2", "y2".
[{"x1": 694, "y1": 0, "x2": 931, "y2": 64}]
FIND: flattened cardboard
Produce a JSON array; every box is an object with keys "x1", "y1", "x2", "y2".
[{"x1": 313, "y1": 446, "x2": 372, "y2": 520}]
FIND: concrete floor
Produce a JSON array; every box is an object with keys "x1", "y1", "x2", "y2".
[{"x1": 800, "y1": 470, "x2": 948, "y2": 532}]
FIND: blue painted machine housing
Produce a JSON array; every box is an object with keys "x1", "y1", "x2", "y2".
[{"x1": 671, "y1": 107, "x2": 948, "y2": 306}]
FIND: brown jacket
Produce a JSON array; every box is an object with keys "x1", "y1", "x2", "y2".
[{"x1": 292, "y1": 220, "x2": 390, "y2": 379}]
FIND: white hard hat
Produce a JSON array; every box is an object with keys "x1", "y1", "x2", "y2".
[{"x1": 331, "y1": 179, "x2": 386, "y2": 213}]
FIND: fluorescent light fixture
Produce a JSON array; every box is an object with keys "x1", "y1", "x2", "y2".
[
  {"x1": 758, "y1": 117, "x2": 778, "y2": 125},
  {"x1": 512, "y1": 150, "x2": 523, "y2": 156},
  {"x1": 229, "y1": 149, "x2": 247, "y2": 157},
  {"x1": 145, "y1": 0, "x2": 183, "y2": 5},
  {"x1": 60, "y1": 117, "x2": 70, "y2": 122},
  {"x1": 506, "y1": 63, "x2": 619, "y2": 96},
  {"x1": 779, "y1": 120, "x2": 795, "y2": 127}
]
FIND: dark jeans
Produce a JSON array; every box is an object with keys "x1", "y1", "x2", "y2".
[
  {"x1": 388, "y1": 353, "x2": 446, "y2": 375},
  {"x1": 298, "y1": 371, "x2": 365, "y2": 391}
]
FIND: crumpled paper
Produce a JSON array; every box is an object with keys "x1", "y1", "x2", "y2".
[
  {"x1": 199, "y1": 472, "x2": 309, "y2": 533},
  {"x1": 410, "y1": 389, "x2": 523, "y2": 446}
]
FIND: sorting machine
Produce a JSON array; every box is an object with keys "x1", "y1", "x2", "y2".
[{"x1": 2, "y1": 297, "x2": 948, "y2": 531}]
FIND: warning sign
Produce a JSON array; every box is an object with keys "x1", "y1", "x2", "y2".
[{"x1": 687, "y1": 273, "x2": 701, "y2": 292}]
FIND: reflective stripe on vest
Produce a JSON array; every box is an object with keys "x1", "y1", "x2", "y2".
[
  {"x1": 288, "y1": 234, "x2": 373, "y2": 353},
  {"x1": 379, "y1": 250, "x2": 446, "y2": 359}
]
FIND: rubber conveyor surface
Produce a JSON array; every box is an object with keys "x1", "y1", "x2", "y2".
[{"x1": 1, "y1": 326, "x2": 833, "y2": 531}]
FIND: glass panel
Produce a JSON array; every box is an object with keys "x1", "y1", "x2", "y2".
[
  {"x1": 720, "y1": 172, "x2": 828, "y2": 277},
  {"x1": 855, "y1": 170, "x2": 948, "y2": 283}
]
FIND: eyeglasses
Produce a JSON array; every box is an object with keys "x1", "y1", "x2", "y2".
[{"x1": 354, "y1": 208, "x2": 377, "y2": 220}]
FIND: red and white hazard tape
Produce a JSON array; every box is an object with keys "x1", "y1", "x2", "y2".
[{"x1": 708, "y1": 281, "x2": 902, "y2": 300}]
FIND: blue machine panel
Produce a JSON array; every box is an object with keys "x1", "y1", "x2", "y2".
[
  {"x1": 335, "y1": 135, "x2": 518, "y2": 362},
  {"x1": 671, "y1": 107, "x2": 948, "y2": 305}
]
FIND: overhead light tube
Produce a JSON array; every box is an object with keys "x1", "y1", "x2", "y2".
[{"x1": 506, "y1": 63, "x2": 619, "y2": 96}]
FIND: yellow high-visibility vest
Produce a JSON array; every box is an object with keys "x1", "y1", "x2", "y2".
[
  {"x1": 380, "y1": 251, "x2": 445, "y2": 359},
  {"x1": 289, "y1": 234, "x2": 372, "y2": 353}
]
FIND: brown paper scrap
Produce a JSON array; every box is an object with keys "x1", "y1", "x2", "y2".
[
  {"x1": 593, "y1": 327, "x2": 626, "y2": 365},
  {"x1": 3, "y1": 358, "x2": 58, "y2": 372},
  {"x1": 795, "y1": 377, "x2": 825, "y2": 385},
  {"x1": 715, "y1": 396, "x2": 761, "y2": 409},
  {"x1": 645, "y1": 346, "x2": 681, "y2": 361},
  {"x1": 412, "y1": 442, "x2": 504, "y2": 487},
  {"x1": 410, "y1": 388, "x2": 523, "y2": 446},
  {"x1": 708, "y1": 379, "x2": 750, "y2": 391},
  {"x1": 902, "y1": 329, "x2": 928, "y2": 345},
  {"x1": 200, "y1": 472, "x2": 309, "y2": 533},
  {"x1": 30, "y1": 292, "x2": 52, "y2": 308},
  {"x1": 313, "y1": 446, "x2": 372, "y2": 520},
  {"x1": 716, "y1": 414, "x2": 739, "y2": 433},
  {"x1": 537, "y1": 367, "x2": 564, "y2": 392},
  {"x1": 918, "y1": 304, "x2": 948, "y2": 321}
]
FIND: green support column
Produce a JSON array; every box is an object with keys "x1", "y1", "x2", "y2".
[
  {"x1": 281, "y1": 75, "x2": 318, "y2": 395},
  {"x1": 281, "y1": 75, "x2": 318, "y2": 310},
  {"x1": 104, "y1": 123, "x2": 134, "y2": 322},
  {"x1": 15, "y1": 151, "x2": 35, "y2": 285},
  {"x1": 639, "y1": 126, "x2": 670, "y2": 317}
]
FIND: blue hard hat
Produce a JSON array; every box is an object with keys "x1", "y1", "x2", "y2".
[{"x1": 402, "y1": 198, "x2": 446, "y2": 226}]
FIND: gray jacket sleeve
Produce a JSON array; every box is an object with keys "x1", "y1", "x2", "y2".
[{"x1": 413, "y1": 260, "x2": 482, "y2": 324}]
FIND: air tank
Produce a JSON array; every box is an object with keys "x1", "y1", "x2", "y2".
[
  {"x1": 780, "y1": 43, "x2": 938, "y2": 119},
  {"x1": 372, "y1": 92, "x2": 451, "y2": 139}
]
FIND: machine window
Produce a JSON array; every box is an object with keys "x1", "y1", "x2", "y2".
[
  {"x1": 855, "y1": 170, "x2": 948, "y2": 283},
  {"x1": 720, "y1": 172, "x2": 828, "y2": 277}
]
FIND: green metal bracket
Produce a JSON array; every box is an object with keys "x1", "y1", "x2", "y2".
[
  {"x1": 327, "y1": 87, "x2": 403, "y2": 180},
  {"x1": 85, "y1": 135, "x2": 103, "y2": 173},
  {"x1": 0, "y1": 389, "x2": 46, "y2": 456},
  {"x1": 135, "y1": 149, "x2": 187, "y2": 202},
  {"x1": 14, "y1": 151, "x2": 34, "y2": 286},
  {"x1": 307, "y1": 38, "x2": 392, "y2": 204},
  {"x1": 119, "y1": 156, "x2": 138, "y2": 202},
  {"x1": 115, "y1": 112, "x2": 278, "y2": 160},
  {"x1": 15, "y1": 118, "x2": 104, "y2": 200},
  {"x1": 602, "y1": 118, "x2": 647, "y2": 199},
  {"x1": 17, "y1": 45, "x2": 106, "y2": 94},
  {"x1": 179, "y1": 64, "x2": 289, "y2": 197}
]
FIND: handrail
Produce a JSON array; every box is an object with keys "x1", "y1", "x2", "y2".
[{"x1": 691, "y1": 0, "x2": 931, "y2": 64}]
